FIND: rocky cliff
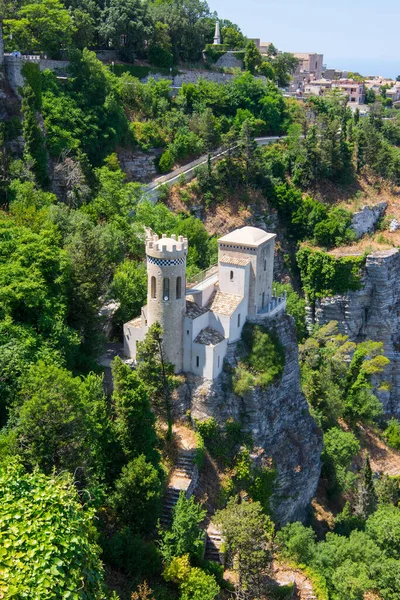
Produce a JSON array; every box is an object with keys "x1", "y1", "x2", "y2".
[
  {"x1": 309, "y1": 249, "x2": 400, "y2": 416},
  {"x1": 177, "y1": 314, "x2": 322, "y2": 526}
]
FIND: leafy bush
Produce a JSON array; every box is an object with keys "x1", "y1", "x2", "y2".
[
  {"x1": 110, "y1": 455, "x2": 163, "y2": 534},
  {"x1": 322, "y1": 427, "x2": 360, "y2": 493},
  {"x1": 102, "y1": 528, "x2": 161, "y2": 580},
  {"x1": 384, "y1": 419, "x2": 400, "y2": 450},
  {"x1": 233, "y1": 324, "x2": 285, "y2": 394},
  {"x1": 276, "y1": 521, "x2": 316, "y2": 564},
  {"x1": 297, "y1": 247, "x2": 366, "y2": 306},
  {"x1": 274, "y1": 282, "x2": 307, "y2": 341},
  {"x1": 0, "y1": 462, "x2": 105, "y2": 598},
  {"x1": 158, "y1": 149, "x2": 175, "y2": 173}
]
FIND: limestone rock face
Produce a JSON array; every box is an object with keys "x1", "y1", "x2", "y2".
[
  {"x1": 351, "y1": 202, "x2": 387, "y2": 239},
  {"x1": 309, "y1": 249, "x2": 400, "y2": 416},
  {"x1": 181, "y1": 314, "x2": 322, "y2": 526}
]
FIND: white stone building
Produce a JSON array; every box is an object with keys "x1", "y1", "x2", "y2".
[{"x1": 123, "y1": 226, "x2": 286, "y2": 379}]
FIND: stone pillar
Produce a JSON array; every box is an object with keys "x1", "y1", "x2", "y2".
[
  {"x1": 213, "y1": 21, "x2": 221, "y2": 45},
  {"x1": 146, "y1": 233, "x2": 188, "y2": 373}
]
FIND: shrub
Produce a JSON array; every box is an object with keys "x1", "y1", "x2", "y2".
[
  {"x1": 384, "y1": 419, "x2": 400, "y2": 450},
  {"x1": 110, "y1": 455, "x2": 163, "y2": 534},
  {"x1": 276, "y1": 521, "x2": 316, "y2": 565},
  {"x1": 233, "y1": 324, "x2": 285, "y2": 394},
  {"x1": 158, "y1": 149, "x2": 174, "y2": 173}
]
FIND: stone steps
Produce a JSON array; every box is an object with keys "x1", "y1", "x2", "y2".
[
  {"x1": 204, "y1": 528, "x2": 224, "y2": 563},
  {"x1": 160, "y1": 448, "x2": 197, "y2": 528}
]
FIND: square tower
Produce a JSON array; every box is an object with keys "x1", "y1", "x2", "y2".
[{"x1": 218, "y1": 226, "x2": 276, "y2": 316}]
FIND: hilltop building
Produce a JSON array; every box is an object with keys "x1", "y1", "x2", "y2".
[
  {"x1": 123, "y1": 226, "x2": 286, "y2": 379},
  {"x1": 290, "y1": 52, "x2": 324, "y2": 91}
]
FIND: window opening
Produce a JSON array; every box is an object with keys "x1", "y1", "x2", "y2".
[{"x1": 163, "y1": 278, "x2": 170, "y2": 301}]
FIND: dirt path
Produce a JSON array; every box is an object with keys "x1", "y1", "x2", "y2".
[
  {"x1": 358, "y1": 426, "x2": 400, "y2": 476},
  {"x1": 273, "y1": 562, "x2": 317, "y2": 600}
]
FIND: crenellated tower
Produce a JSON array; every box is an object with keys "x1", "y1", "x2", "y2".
[{"x1": 146, "y1": 233, "x2": 188, "y2": 372}]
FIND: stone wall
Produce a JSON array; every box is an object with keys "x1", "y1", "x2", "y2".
[
  {"x1": 177, "y1": 313, "x2": 322, "y2": 525},
  {"x1": 215, "y1": 51, "x2": 243, "y2": 70},
  {"x1": 4, "y1": 56, "x2": 69, "y2": 97},
  {"x1": 309, "y1": 249, "x2": 400, "y2": 416},
  {"x1": 117, "y1": 148, "x2": 161, "y2": 182}
]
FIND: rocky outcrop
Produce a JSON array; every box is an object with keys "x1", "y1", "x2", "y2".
[
  {"x1": 309, "y1": 249, "x2": 400, "y2": 416},
  {"x1": 177, "y1": 314, "x2": 322, "y2": 526},
  {"x1": 351, "y1": 202, "x2": 387, "y2": 238},
  {"x1": 118, "y1": 149, "x2": 161, "y2": 182}
]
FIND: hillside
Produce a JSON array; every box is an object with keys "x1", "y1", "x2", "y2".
[{"x1": 3, "y1": 2, "x2": 400, "y2": 599}]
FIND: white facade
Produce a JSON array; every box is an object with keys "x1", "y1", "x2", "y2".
[{"x1": 123, "y1": 226, "x2": 286, "y2": 380}]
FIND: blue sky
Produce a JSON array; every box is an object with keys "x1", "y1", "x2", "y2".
[{"x1": 208, "y1": 0, "x2": 400, "y2": 78}]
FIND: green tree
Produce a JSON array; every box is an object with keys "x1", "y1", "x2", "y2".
[
  {"x1": 215, "y1": 498, "x2": 274, "y2": 597},
  {"x1": 272, "y1": 53, "x2": 299, "y2": 87},
  {"x1": 159, "y1": 493, "x2": 206, "y2": 562},
  {"x1": 366, "y1": 505, "x2": 400, "y2": 559},
  {"x1": 100, "y1": 0, "x2": 153, "y2": 61},
  {"x1": 111, "y1": 357, "x2": 158, "y2": 464},
  {"x1": 221, "y1": 25, "x2": 246, "y2": 49},
  {"x1": 110, "y1": 455, "x2": 163, "y2": 534},
  {"x1": 322, "y1": 427, "x2": 360, "y2": 494},
  {"x1": 21, "y1": 85, "x2": 48, "y2": 186},
  {"x1": 2, "y1": 362, "x2": 109, "y2": 486},
  {"x1": 109, "y1": 259, "x2": 147, "y2": 329},
  {"x1": 0, "y1": 462, "x2": 105, "y2": 598},
  {"x1": 71, "y1": 7, "x2": 96, "y2": 49},
  {"x1": 4, "y1": 0, "x2": 75, "y2": 57},
  {"x1": 276, "y1": 521, "x2": 316, "y2": 564},
  {"x1": 136, "y1": 323, "x2": 177, "y2": 440},
  {"x1": 244, "y1": 40, "x2": 262, "y2": 74},
  {"x1": 164, "y1": 554, "x2": 219, "y2": 600}
]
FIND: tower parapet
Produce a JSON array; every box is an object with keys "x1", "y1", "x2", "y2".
[{"x1": 146, "y1": 233, "x2": 188, "y2": 372}]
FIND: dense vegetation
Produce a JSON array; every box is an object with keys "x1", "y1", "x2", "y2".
[{"x1": 4, "y1": 2, "x2": 400, "y2": 597}]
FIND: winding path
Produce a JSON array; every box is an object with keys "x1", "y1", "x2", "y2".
[{"x1": 145, "y1": 135, "x2": 285, "y2": 201}]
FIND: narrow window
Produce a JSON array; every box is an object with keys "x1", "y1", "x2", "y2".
[
  {"x1": 230, "y1": 270, "x2": 234, "y2": 281},
  {"x1": 163, "y1": 278, "x2": 170, "y2": 301},
  {"x1": 187, "y1": 330, "x2": 189, "y2": 335},
  {"x1": 262, "y1": 292, "x2": 265, "y2": 308},
  {"x1": 264, "y1": 259, "x2": 267, "y2": 271},
  {"x1": 176, "y1": 276, "x2": 182, "y2": 299},
  {"x1": 151, "y1": 276, "x2": 156, "y2": 299},
  {"x1": 196, "y1": 356, "x2": 199, "y2": 367},
  {"x1": 218, "y1": 356, "x2": 220, "y2": 368},
  {"x1": 237, "y1": 313, "x2": 241, "y2": 327}
]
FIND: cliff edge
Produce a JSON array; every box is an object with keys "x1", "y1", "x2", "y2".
[
  {"x1": 180, "y1": 314, "x2": 322, "y2": 526},
  {"x1": 310, "y1": 248, "x2": 400, "y2": 416}
]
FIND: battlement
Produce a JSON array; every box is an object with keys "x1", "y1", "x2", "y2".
[{"x1": 146, "y1": 233, "x2": 188, "y2": 260}]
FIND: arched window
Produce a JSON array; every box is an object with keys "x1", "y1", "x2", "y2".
[
  {"x1": 176, "y1": 276, "x2": 182, "y2": 299},
  {"x1": 230, "y1": 270, "x2": 234, "y2": 281},
  {"x1": 151, "y1": 276, "x2": 156, "y2": 299},
  {"x1": 163, "y1": 278, "x2": 170, "y2": 301}
]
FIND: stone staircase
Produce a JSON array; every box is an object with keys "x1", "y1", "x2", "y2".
[
  {"x1": 160, "y1": 448, "x2": 197, "y2": 528},
  {"x1": 204, "y1": 525, "x2": 224, "y2": 563}
]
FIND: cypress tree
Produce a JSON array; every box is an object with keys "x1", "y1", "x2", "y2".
[{"x1": 21, "y1": 85, "x2": 48, "y2": 186}]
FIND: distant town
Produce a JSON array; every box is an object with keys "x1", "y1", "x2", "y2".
[{"x1": 250, "y1": 38, "x2": 400, "y2": 114}]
